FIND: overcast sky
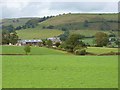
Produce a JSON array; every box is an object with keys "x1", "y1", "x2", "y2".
[{"x1": 0, "y1": 0, "x2": 119, "y2": 19}]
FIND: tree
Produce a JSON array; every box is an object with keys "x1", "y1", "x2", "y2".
[
  {"x1": 100, "y1": 22, "x2": 110, "y2": 30},
  {"x1": 15, "y1": 26, "x2": 22, "y2": 30},
  {"x1": 2, "y1": 30, "x2": 19, "y2": 45},
  {"x1": 46, "y1": 40, "x2": 52, "y2": 47},
  {"x1": 59, "y1": 30, "x2": 69, "y2": 41},
  {"x1": 95, "y1": 32, "x2": 109, "y2": 47},
  {"x1": 115, "y1": 39, "x2": 120, "y2": 46},
  {"x1": 84, "y1": 20, "x2": 89, "y2": 27},
  {"x1": 24, "y1": 45, "x2": 31, "y2": 55},
  {"x1": 64, "y1": 34, "x2": 85, "y2": 52},
  {"x1": 9, "y1": 32, "x2": 19, "y2": 45},
  {"x1": 46, "y1": 25, "x2": 54, "y2": 29},
  {"x1": 42, "y1": 39, "x2": 47, "y2": 46},
  {"x1": 73, "y1": 45, "x2": 86, "y2": 55},
  {"x1": 25, "y1": 19, "x2": 39, "y2": 28},
  {"x1": 55, "y1": 42, "x2": 61, "y2": 47},
  {"x1": 2, "y1": 30, "x2": 10, "y2": 44},
  {"x1": 2, "y1": 25, "x2": 14, "y2": 33}
]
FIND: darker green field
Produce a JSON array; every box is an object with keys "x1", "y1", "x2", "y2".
[
  {"x1": 1, "y1": 46, "x2": 118, "y2": 55},
  {"x1": 1, "y1": 46, "x2": 67, "y2": 55}
]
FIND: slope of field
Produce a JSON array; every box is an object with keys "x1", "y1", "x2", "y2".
[
  {"x1": 1, "y1": 46, "x2": 67, "y2": 55},
  {"x1": 40, "y1": 13, "x2": 118, "y2": 26},
  {"x1": 16, "y1": 28, "x2": 64, "y2": 39},
  {"x1": 2, "y1": 55, "x2": 118, "y2": 88}
]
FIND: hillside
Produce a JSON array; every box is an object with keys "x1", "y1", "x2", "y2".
[
  {"x1": 39, "y1": 13, "x2": 118, "y2": 31},
  {"x1": 1, "y1": 18, "x2": 33, "y2": 27},
  {"x1": 1, "y1": 13, "x2": 119, "y2": 40},
  {"x1": 40, "y1": 13, "x2": 118, "y2": 26}
]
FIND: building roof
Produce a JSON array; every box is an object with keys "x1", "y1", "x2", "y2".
[
  {"x1": 47, "y1": 37, "x2": 61, "y2": 42},
  {"x1": 18, "y1": 39, "x2": 42, "y2": 43}
]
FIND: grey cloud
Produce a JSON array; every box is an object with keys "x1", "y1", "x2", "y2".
[
  {"x1": 1, "y1": 2, "x2": 118, "y2": 19},
  {"x1": 49, "y1": 2, "x2": 109, "y2": 12}
]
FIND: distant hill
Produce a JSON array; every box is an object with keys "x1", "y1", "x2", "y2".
[
  {"x1": 40, "y1": 13, "x2": 118, "y2": 31},
  {"x1": 1, "y1": 18, "x2": 33, "y2": 27},
  {"x1": 1, "y1": 13, "x2": 119, "y2": 40},
  {"x1": 40, "y1": 13, "x2": 118, "y2": 25}
]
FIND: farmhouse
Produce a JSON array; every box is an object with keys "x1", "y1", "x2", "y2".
[
  {"x1": 17, "y1": 37, "x2": 61, "y2": 46},
  {"x1": 17, "y1": 39, "x2": 42, "y2": 46},
  {"x1": 47, "y1": 37, "x2": 61, "y2": 44}
]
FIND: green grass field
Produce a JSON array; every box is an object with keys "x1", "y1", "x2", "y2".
[
  {"x1": 16, "y1": 28, "x2": 64, "y2": 39},
  {"x1": 1, "y1": 46, "x2": 118, "y2": 55},
  {"x1": 2, "y1": 55, "x2": 118, "y2": 88},
  {"x1": 1, "y1": 46, "x2": 67, "y2": 55},
  {"x1": 2, "y1": 46, "x2": 118, "y2": 88},
  {"x1": 82, "y1": 38, "x2": 94, "y2": 45},
  {"x1": 86, "y1": 47, "x2": 118, "y2": 54},
  {"x1": 70, "y1": 30, "x2": 112, "y2": 37}
]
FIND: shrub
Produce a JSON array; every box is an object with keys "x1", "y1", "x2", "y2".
[
  {"x1": 46, "y1": 40, "x2": 52, "y2": 47},
  {"x1": 24, "y1": 45, "x2": 31, "y2": 55},
  {"x1": 74, "y1": 49, "x2": 86, "y2": 55},
  {"x1": 55, "y1": 42, "x2": 61, "y2": 47}
]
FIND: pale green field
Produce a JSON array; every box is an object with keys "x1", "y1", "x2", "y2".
[
  {"x1": 86, "y1": 47, "x2": 118, "y2": 54},
  {"x1": 16, "y1": 29, "x2": 64, "y2": 39},
  {"x1": 70, "y1": 30, "x2": 111, "y2": 37}
]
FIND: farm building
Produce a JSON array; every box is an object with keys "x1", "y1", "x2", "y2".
[
  {"x1": 17, "y1": 39, "x2": 42, "y2": 46},
  {"x1": 47, "y1": 37, "x2": 61, "y2": 44},
  {"x1": 17, "y1": 37, "x2": 61, "y2": 46}
]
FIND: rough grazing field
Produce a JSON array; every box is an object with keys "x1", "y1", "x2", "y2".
[
  {"x1": 1, "y1": 18, "x2": 31, "y2": 27},
  {"x1": 2, "y1": 55, "x2": 118, "y2": 88},
  {"x1": 16, "y1": 29, "x2": 64, "y2": 39},
  {"x1": 40, "y1": 14, "x2": 118, "y2": 26}
]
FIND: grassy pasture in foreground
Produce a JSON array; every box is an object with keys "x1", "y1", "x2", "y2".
[
  {"x1": 2, "y1": 55, "x2": 118, "y2": 88},
  {"x1": 2, "y1": 46, "x2": 118, "y2": 88}
]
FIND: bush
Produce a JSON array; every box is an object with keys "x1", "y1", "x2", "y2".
[
  {"x1": 55, "y1": 42, "x2": 61, "y2": 47},
  {"x1": 24, "y1": 45, "x2": 31, "y2": 55},
  {"x1": 74, "y1": 49, "x2": 86, "y2": 55},
  {"x1": 46, "y1": 40, "x2": 52, "y2": 47}
]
